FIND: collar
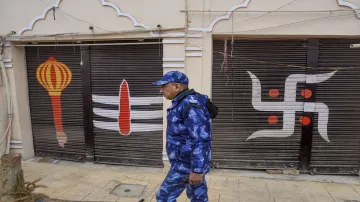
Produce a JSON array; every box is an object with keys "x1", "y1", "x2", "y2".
[{"x1": 172, "y1": 88, "x2": 190, "y2": 104}]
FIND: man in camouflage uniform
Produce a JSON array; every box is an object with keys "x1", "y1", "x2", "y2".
[{"x1": 153, "y1": 71, "x2": 212, "y2": 202}]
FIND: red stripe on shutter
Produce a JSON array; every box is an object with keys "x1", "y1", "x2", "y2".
[{"x1": 118, "y1": 80, "x2": 131, "y2": 135}]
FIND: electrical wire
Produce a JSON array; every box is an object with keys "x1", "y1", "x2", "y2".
[
  {"x1": 38, "y1": 0, "x2": 161, "y2": 36},
  {"x1": 0, "y1": 50, "x2": 13, "y2": 155},
  {"x1": 4, "y1": 27, "x2": 185, "y2": 42},
  {"x1": 185, "y1": 35, "x2": 360, "y2": 71},
  {"x1": 231, "y1": 16, "x2": 234, "y2": 121},
  {"x1": 211, "y1": 45, "x2": 360, "y2": 70},
  {"x1": 8, "y1": 1, "x2": 360, "y2": 72},
  {"x1": 200, "y1": 0, "x2": 205, "y2": 92},
  {"x1": 181, "y1": 9, "x2": 358, "y2": 13},
  {"x1": 182, "y1": 12, "x2": 358, "y2": 71},
  {"x1": 12, "y1": 1, "x2": 188, "y2": 42},
  {"x1": 235, "y1": 0, "x2": 299, "y2": 24},
  {"x1": 211, "y1": 13, "x2": 355, "y2": 34},
  {"x1": 38, "y1": 0, "x2": 115, "y2": 33},
  {"x1": 184, "y1": 0, "x2": 189, "y2": 75},
  {"x1": 13, "y1": 42, "x2": 163, "y2": 47}
]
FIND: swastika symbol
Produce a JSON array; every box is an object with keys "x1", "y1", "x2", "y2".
[{"x1": 246, "y1": 71, "x2": 337, "y2": 142}]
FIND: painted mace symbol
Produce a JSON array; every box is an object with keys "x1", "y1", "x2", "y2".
[{"x1": 36, "y1": 56, "x2": 72, "y2": 147}]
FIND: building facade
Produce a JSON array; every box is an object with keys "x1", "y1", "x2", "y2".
[{"x1": 1, "y1": 0, "x2": 360, "y2": 175}]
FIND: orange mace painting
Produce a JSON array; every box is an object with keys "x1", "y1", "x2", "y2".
[{"x1": 36, "y1": 56, "x2": 72, "y2": 148}]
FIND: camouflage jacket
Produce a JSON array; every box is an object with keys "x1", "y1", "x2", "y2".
[{"x1": 166, "y1": 89, "x2": 212, "y2": 174}]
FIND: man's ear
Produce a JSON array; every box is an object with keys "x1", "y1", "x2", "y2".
[{"x1": 174, "y1": 83, "x2": 181, "y2": 91}]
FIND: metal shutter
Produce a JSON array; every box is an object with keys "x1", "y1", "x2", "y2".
[
  {"x1": 212, "y1": 39, "x2": 307, "y2": 169},
  {"x1": 90, "y1": 43, "x2": 164, "y2": 167},
  {"x1": 26, "y1": 46, "x2": 85, "y2": 161},
  {"x1": 310, "y1": 39, "x2": 360, "y2": 175}
]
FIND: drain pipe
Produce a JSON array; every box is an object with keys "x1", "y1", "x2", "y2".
[{"x1": 0, "y1": 53, "x2": 13, "y2": 155}]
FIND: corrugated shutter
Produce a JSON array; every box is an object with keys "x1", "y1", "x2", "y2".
[
  {"x1": 26, "y1": 46, "x2": 86, "y2": 161},
  {"x1": 212, "y1": 39, "x2": 307, "y2": 169},
  {"x1": 90, "y1": 43, "x2": 164, "y2": 167},
  {"x1": 310, "y1": 39, "x2": 360, "y2": 175}
]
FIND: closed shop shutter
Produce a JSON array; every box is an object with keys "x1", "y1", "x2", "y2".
[
  {"x1": 26, "y1": 46, "x2": 86, "y2": 161},
  {"x1": 310, "y1": 39, "x2": 360, "y2": 175},
  {"x1": 212, "y1": 39, "x2": 307, "y2": 169},
  {"x1": 90, "y1": 43, "x2": 164, "y2": 167}
]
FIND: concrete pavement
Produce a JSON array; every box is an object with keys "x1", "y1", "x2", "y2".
[{"x1": 22, "y1": 158, "x2": 360, "y2": 202}]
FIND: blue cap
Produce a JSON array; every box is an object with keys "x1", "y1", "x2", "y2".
[{"x1": 153, "y1": 71, "x2": 189, "y2": 85}]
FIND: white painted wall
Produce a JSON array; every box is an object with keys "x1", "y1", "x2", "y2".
[
  {"x1": 1, "y1": 0, "x2": 360, "y2": 36},
  {"x1": 0, "y1": 0, "x2": 185, "y2": 36},
  {"x1": 0, "y1": 73, "x2": 7, "y2": 156},
  {"x1": 189, "y1": 0, "x2": 360, "y2": 35},
  {"x1": 0, "y1": 45, "x2": 34, "y2": 159}
]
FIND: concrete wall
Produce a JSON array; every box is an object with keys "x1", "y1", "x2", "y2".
[
  {"x1": 2, "y1": 0, "x2": 360, "y2": 36},
  {"x1": 0, "y1": 56, "x2": 8, "y2": 156},
  {"x1": 189, "y1": 0, "x2": 360, "y2": 35},
  {"x1": 0, "y1": 44, "x2": 34, "y2": 159},
  {"x1": 1, "y1": 0, "x2": 360, "y2": 159},
  {"x1": 0, "y1": 0, "x2": 185, "y2": 36}
]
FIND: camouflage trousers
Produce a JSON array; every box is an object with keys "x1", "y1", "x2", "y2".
[{"x1": 156, "y1": 169, "x2": 208, "y2": 202}]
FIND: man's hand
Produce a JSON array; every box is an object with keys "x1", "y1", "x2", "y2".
[{"x1": 189, "y1": 172, "x2": 203, "y2": 185}]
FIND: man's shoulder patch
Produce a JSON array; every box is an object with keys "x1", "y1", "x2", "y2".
[{"x1": 185, "y1": 96, "x2": 199, "y2": 104}]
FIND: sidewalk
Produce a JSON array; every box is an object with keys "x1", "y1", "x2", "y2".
[{"x1": 23, "y1": 158, "x2": 360, "y2": 202}]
